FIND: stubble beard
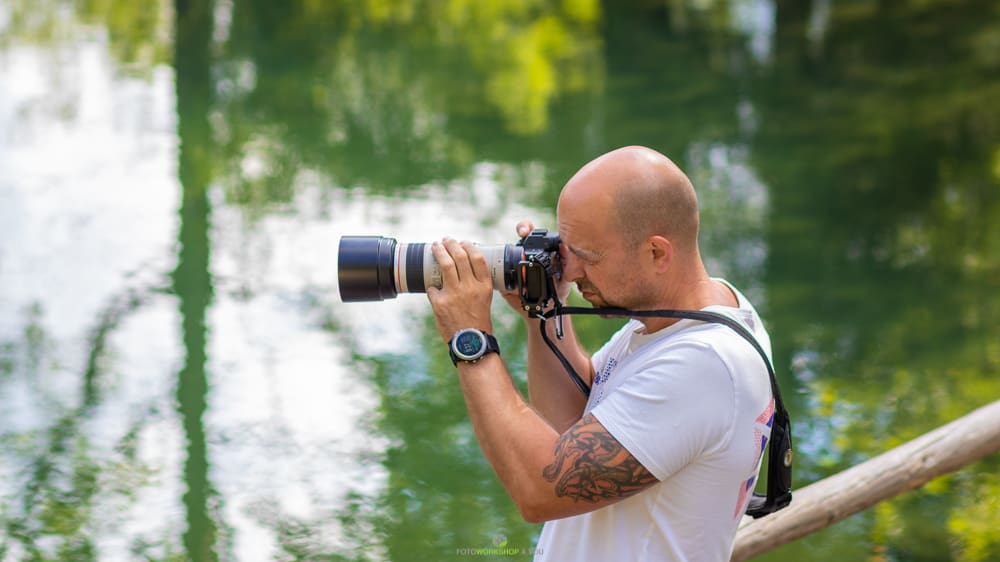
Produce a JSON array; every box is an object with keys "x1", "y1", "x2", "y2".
[{"x1": 578, "y1": 280, "x2": 655, "y2": 312}]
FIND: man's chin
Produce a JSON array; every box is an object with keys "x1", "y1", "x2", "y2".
[
  {"x1": 583, "y1": 294, "x2": 624, "y2": 315},
  {"x1": 580, "y1": 293, "x2": 633, "y2": 318}
]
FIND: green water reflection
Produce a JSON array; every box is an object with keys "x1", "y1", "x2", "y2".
[
  {"x1": 174, "y1": 0, "x2": 218, "y2": 559},
  {"x1": 1, "y1": 0, "x2": 999, "y2": 560}
]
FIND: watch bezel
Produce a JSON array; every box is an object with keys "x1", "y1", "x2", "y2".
[{"x1": 450, "y1": 328, "x2": 488, "y2": 362}]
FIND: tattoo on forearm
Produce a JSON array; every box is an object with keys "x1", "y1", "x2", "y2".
[{"x1": 542, "y1": 413, "x2": 658, "y2": 502}]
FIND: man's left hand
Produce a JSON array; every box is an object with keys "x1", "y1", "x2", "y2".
[{"x1": 426, "y1": 238, "x2": 495, "y2": 343}]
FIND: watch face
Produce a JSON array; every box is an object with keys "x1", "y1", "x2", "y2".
[{"x1": 453, "y1": 330, "x2": 486, "y2": 360}]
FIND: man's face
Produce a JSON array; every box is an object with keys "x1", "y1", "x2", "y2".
[{"x1": 556, "y1": 204, "x2": 654, "y2": 310}]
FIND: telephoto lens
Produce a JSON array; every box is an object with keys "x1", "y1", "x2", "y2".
[{"x1": 337, "y1": 236, "x2": 522, "y2": 302}]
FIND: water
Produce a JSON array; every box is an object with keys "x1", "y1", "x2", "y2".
[{"x1": 1, "y1": 1, "x2": 998, "y2": 560}]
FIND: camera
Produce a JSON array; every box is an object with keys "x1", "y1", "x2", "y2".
[{"x1": 338, "y1": 228, "x2": 562, "y2": 315}]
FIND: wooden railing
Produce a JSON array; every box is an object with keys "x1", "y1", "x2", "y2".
[{"x1": 731, "y1": 399, "x2": 1000, "y2": 561}]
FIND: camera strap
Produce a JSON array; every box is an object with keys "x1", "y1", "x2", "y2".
[{"x1": 537, "y1": 305, "x2": 793, "y2": 518}]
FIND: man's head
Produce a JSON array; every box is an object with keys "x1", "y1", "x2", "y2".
[{"x1": 556, "y1": 146, "x2": 703, "y2": 310}]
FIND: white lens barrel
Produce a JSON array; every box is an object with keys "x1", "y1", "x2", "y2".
[{"x1": 401, "y1": 243, "x2": 514, "y2": 293}]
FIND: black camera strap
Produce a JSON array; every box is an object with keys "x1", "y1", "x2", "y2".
[{"x1": 537, "y1": 305, "x2": 793, "y2": 518}]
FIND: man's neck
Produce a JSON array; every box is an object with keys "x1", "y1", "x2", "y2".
[{"x1": 637, "y1": 270, "x2": 735, "y2": 334}]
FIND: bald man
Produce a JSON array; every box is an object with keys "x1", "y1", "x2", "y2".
[{"x1": 427, "y1": 146, "x2": 774, "y2": 562}]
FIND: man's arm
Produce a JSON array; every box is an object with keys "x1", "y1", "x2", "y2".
[
  {"x1": 542, "y1": 412, "x2": 658, "y2": 502},
  {"x1": 500, "y1": 221, "x2": 592, "y2": 432},
  {"x1": 521, "y1": 315, "x2": 592, "y2": 433},
  {"x1": 427, "y1": 239, "x2": 658, "y2": 523},
  {"x1": 455, "y1": 355, "x2": 658, "y2": 523}
]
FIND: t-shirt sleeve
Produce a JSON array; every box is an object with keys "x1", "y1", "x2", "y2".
[{"x1": 589, "y1": 338, "x2": 736, "y2": 481}]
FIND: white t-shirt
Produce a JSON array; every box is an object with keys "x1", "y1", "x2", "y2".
[{"x1": 534, "y1": 281, "x2": 774, "y2": 562}]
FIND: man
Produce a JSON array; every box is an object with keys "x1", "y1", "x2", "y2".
[{"x1": 426, "y1": 146, "x2": 774, "y2": 561}]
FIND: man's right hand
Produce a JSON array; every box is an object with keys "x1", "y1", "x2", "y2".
[{"x1": 500, "y1": 220, "x2": 573, "y2": 319}]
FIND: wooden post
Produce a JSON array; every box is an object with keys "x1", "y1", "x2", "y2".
[{"x1": 732, "y1": 399, "x2": 1000, "y2": 561}]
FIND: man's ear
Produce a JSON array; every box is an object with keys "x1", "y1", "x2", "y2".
[{"x1": 646, "y1": 235, "x2": 672, "y2": 273}]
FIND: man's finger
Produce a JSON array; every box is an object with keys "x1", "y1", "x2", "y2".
[
  {"x1": 516, "y1": 220, "x2": 535, "y2": 238},
  {"x1": 430, "y1": 240, "x2": 460, "y2": 287},
  {"x1": 463, "y1": 241, "x2": 491, "y2": 285},
  {"x1": 442, "y1": 238, "x2": 475, "y2": 284}
]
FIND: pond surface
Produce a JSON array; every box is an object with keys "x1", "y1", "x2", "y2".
[{"x1": 1, "y1": 1, "x2": 999, "y2": 561}]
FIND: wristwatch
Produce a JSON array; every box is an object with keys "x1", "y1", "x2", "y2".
[{"x1": 448, "y1": 329, "x2": 500, "y2": 365}]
